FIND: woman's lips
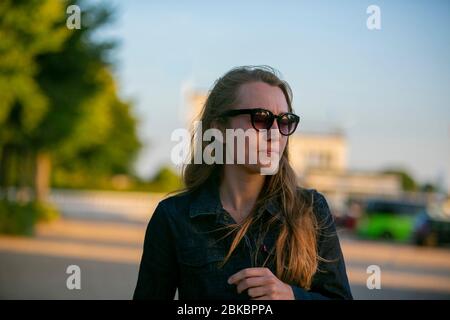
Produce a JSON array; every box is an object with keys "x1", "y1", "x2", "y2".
[
  {"x1": 258, "y1": 142, "x2": 280, "y2": 156},
  {"x1": 259, "y1": 149, "x2": 279, "y2": 155}
]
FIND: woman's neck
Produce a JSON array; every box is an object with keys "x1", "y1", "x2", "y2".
[{"x1": 219, "y1": 165, "x2": 266, "y2": 224}]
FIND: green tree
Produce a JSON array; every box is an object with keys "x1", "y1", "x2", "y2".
[
  {"x1": 150, "y1": 166, "x2": 184, "y2": 192},
  {"x1": 420, "y1": 183, "x2": 437, "y2": 193},
  {"x1": 0, "y1": 0, "x2": 69, "y2": 199},
  {"x1": 382, "y1": 168, "x2": 417, "y2": 191},
  {"x1": 0, "y1": 0, "x2": 140, "y2": 201},
  {"x1": 0, "y1": 0, "x2": 69, "y2": 130}
]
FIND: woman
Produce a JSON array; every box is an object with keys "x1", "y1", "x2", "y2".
[{"x1": 134, "y1": 66, "x2": 353, "y2": 300}]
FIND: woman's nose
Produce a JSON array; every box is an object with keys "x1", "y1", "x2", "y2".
[
  {"x1": 271, "y1": 119, "x2": 279, "y2": 130},
  {"x1": 267, "y1": 120, "x2": 281, "y2": 140}
]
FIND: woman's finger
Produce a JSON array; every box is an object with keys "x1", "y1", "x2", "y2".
[
  {"x1": 251, "y1": 295, "x2": 270, "y2": 300},
  {"x1": 247, "y1": 285, "x2": 269, "y2": 298},
  {"x1": 236, "y1": 276, "x2": 271, "y2": 294},
  {"x1": 228, "y1": 267, "x2": 269, "y2": 285}
]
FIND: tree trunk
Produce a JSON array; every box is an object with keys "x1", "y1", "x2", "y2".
[
  {"x1": 0, "y1": 145, "x2": 7, "y2": 200},
  {"x1": 16, "y1": 148, "x2": 34, "y2": 203},
  {"x1": 0, "y1": 145, "x2": 13, "y2": 201},
  {"x1": 34, "y1": 151, "x2": 51, "y2": 202}
]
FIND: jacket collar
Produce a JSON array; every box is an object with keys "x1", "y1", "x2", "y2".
[{"x1": 189, "y1": 177, "x2": 282, "y2": 222}]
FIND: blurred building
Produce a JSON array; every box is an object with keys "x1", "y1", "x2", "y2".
[
  {"x1": 289, "y1": 132, "x2": 401, "y2": 213},
  {"x1": 186, "y1": 91, "x2": 207, "y2": 128},
  {"x1": 186, "y1": 91, "x2": 402, "y2": 213}
]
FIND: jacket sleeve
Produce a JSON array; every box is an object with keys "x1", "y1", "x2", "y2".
[
  {"x1": 133, "y1": 201, "x2": 178, "y2": 300},
  {"x1": 290, "y1": 190, "x2": 353, "y2": 300}
]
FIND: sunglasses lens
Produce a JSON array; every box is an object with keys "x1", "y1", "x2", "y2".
[
  {"x1": 278, "y1": 114, "x2": 299, "y2": 135},
  {"x1": 252, "y1": 110, "x2": 273, "y2": 130}
]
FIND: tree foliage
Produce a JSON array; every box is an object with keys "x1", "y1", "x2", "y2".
[{"x1": 0, "y1": 0, "x2": 141, "y2": 202}]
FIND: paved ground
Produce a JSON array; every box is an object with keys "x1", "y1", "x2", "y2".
[{"x1": 1, "y1": 216, "x2": 450, "y2": 300}]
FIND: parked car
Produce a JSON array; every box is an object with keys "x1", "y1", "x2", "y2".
[
  {"x1": 335, "y1": 200, "x2": 363, "y2": 231},
  {"x1": 356, "y1": 199, "x2": 426, "y2": 242},
  {"x1": 413, "y1": 203, "x2": 450, "y2": 246}
]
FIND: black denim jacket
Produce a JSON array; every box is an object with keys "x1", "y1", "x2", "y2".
[{"x1": 133, "y1": 178, "x2": 353, "y2": 300}]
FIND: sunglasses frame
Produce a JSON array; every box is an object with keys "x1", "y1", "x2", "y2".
[{"x1": 220, "y1": 108, "x2": 300, "y2": 136}]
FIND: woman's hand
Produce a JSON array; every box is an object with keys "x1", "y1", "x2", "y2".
[{"x1": 228, "y1": 267, "x2": 295, "y2": 300}]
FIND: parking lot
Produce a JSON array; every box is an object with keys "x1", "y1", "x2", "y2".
[{"x1": 1, "y1": 214, "x2": 449, "y2": 299}]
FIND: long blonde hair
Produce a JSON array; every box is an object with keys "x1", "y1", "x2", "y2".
[{"x1": 182, "y1": 66, "x2": 319, "y2": 289}]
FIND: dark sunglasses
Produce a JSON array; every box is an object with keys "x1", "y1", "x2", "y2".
[{"x1": 220, "y1": 108, "x2": 300, "y2": 136}]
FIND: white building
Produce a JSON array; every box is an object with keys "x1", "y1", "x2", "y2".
[{"x1": 288, "y1": 132, "x2": 402, "y2": 212}]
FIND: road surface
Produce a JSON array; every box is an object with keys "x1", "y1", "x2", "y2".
[{"x1": 1, "y1": 191, "x2": 449, "y2": 299}]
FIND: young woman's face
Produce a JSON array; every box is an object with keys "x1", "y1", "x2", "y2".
[{"x1": 225, "y1": 81, "x2": 289, "y2": 174}]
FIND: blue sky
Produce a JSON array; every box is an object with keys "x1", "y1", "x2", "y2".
[{"x1": 98, "y1": 0, "x2": 450, "y2": 190}]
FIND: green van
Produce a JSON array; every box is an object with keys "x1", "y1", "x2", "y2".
[{"x1": 356, "y1": 199, "x2": 426, "y2": 242}]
